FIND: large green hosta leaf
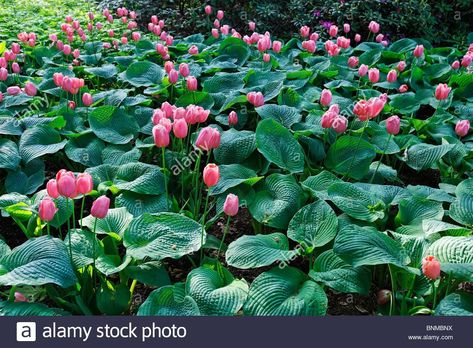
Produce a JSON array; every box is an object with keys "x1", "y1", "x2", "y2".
[
  {"x1": 255, "y1": 104, "x2": 301, "y2": 128},
  {"x1": 226, "y1": 233, "x2": 298, "y2": 269},
  {"x1": 137, "y1": 284, "x2": 200, "y2": 316},
  {"x1": 309, "y1": 250, "x2": 372, "y2": 295},
  {"x1": 256, "y1": 118, "x2": 304, "y2": 173},
  {"x1": 119, "y1": 61, "x2": 164, "y2": 87},
  {"x1": 5, "y1": 159, "x2": 44, "y2": 195},
  {"x1": 82, "y1": 207, "x2": 133, "y2": 238},
  {"x1": 243, "y1": 267, "x2": 327, "y2": 316},
  {"x1": 405, "y1": 143, "x2": 453, "y2": 171},
  {"x1": 397, "y1": 197, "x2": 444, "y2": 225},
  {"x1": 328, "y1": 182, "x2": 386, "y2": 222},
  {"x1": 19, "y1": 125, "x2": 67, "y2": 163},
  {"x1": 114, "y1": 162, "x2": 165, "y2": 195},
  {"x1": 88, "y1": 106, "x2": 139, "y2": 145},
  {"x1": 209, "y1": 164, "x2": 260, "y2": 195},
  {"x1": 0, "y1": 301, "x2": 68, "y2": 316},
  {"x1": 0, "y1": 139, "x2": 20, "y2": 170},
  {"x1": 325, "y1": 135, "x2": 376, "y2": 180},
  {"x1": 214, "y1": 129, "x2": 256, "y2": 164},
  {"x1": 65, "y1": 133, "x2": 105, "y2": 167},
  {"x1": 287, "y1": 201, "x2": 338, "y2": 251},
  {"x1": 0, "y1": 237, "x2": 77, "y2": 287},
  {"x1": 334, "y1": 225, "x2": 410, "y2": 268},
  {"x1": 428, "y1": 236, "x2": 473, "y2": 264},
  {"x1": 301, "y1": 171, "x2": 342, "y2": 200},
  {"x1": 435, "y1": 293, "x2": 473, "y2": 316},
  {"x1": 185, "y1": 264, "x2": 248, "y2": 316},
  {"x1": 116, "y1": 192, "x2": 168, "y2": 217},
  {"x1": 249, "y1": 174, "x2": 305, "y2": 229},
  {"x1": 124, "y1": 213, "x2": 203, "y2": 260}
]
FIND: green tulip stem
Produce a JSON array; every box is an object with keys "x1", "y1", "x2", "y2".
[
  {"x1": 370, "y1": 134, "x2": 392, "y2": 183},
  {"x1": 200, "y1": 191, "x2": 210, "y2": 263},
  {"x1": 47, "y1": 223, "x2": 51, "y2": 237},
  {"x1": 80, "y1": 195, "x2": 86, "y2": 228},
  {"x1": 218, "y1": 216, "x2": 231, "y2": 256},
  {"x1": 92, "y1": 218, "x2": 98, "y2": 291},
  {"x1": 432, "y1": 281, "x2": 438, "y2": 310},
  {"x1": 342, "y1": 120, "x2": 368, "y2": 180},
  {"x1": 162, "y1": 147, "x2": 169, "y2": 211}
]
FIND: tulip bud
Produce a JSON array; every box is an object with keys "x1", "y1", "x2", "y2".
[
  {"x1": 223, "y1": 193, "x2": 239, "y2": 216},
  {"x1": 14, "y1": 292, "x2": 28, "y2": 303},
  {"x1": 348, "y1": 56, "x2": 359, "y2": 68},
  {"x1": 39, "y1": 197, "x2": 58, "y2": 222},
  {"x1": 332, "y1": 116, "x2": 348, "y2": 133},
  {"x1": 205, "y1": 5, "x2": 212, "y2": 15},
  {"x1": 422, "y1": 256, "x2": 441, "y2": 280},
  {"x1": 320, "y1": 89, "x2": 332, "y2": 107},
  {"x1": 196, "y1": 126, "x2": 221, "y2": 151},
  {"x1": 179, "y1": 63, "x2": 190, "y2": 77},
  {"x1": 24, "y1": 82, "x2": 37, "y2": 96},
  {"x1": 91, "y1": 196, "x2": 110, "y2": 219},
  {"x1": 355, "y1": 34, "x2": 361, "y2": 42},
  {"x1": 247, "y1": 91, "x2": 264, "y2": 107},
  {"x1": 399, "y1": 84, "x2": 409, "y2": 93},
  {"x1": 82, "y1": 93, "x2": 93, "y2": 106},
  {"x1": 300, "y1": 26, "x2": 310, "y2": 38},
  {"x1": 358, "y1": 64, "x2": 368, "y2": 77},
  {"x1": 152, "y1": 124, "x2": 170, "y2": 147},
  {"x1": 188, "y1": 45, "x2": 199, "y2": 55},
  {"x1": 368, "y1": 21, "x2": 380, "y2": 34},
  {"x1": 186, "y1": 76, "x2": 198, "y2": 91},
  {"x1": 435, "y1": 83, "x2": 451, "y2": 100},
  {"x1": 249, "y1": 21, "x2": 256, "y2": 31},
  {"x1": 386, "y1": 115, "x2": 401, "y2": 135},
  {"x1": 413, "y1": 45, "x2": 424, "y2": 58},
  {"x1": 329, "y1": 25, "x2": 338, "y2": 37},
  {"x1": 272, "y1": 40, "x2": 282, "y2": 53},
  {"x1": 217, "y1": 10, "x2": 224, "y2": 20},
  {"x1": 57, "y1": 171, "x2": 76, "y2": 198},
  {"x1": 368, "y1": 68, "x2": 380, "y2": 83},
  {"x1": 203, "y1": 163, "x2": 220, "y2": 187},
  {"x1": 397, "y1": 60, "x2": 406, "y2": 72},
  {"x1": 46, "y1": 179, "x2": 60, "y2": 199},
  {"x1": 76, "y1": 173, "x2": 93, "y2": 195},
  {"x1": 451, "y1": 60, "x2": 460, "y2": 69},
  {"x1": 168, "y1": 69, "x2": 179, "y2": 84},
  {"x1": 228, "y1": 111, "x2": 238, "y2": 126},
  {"x1": 387, "y1": 69, "x2": 397, "y2": 83},
  {"x1": 7, "y1": 86, "x2": 21, "y2": 95},
  {"x1": 455, "y1": 120, "x2": 470, "y2": 138},
  {"x1": 173, "y1": 118, "x2": 188, "y2": 139},
  {"x1": 12, "y1": 62, "x2": 20, "y2": 74}
]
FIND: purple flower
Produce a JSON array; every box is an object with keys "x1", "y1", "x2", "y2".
[
  {"x1": 312, "y1": 10, "x2": 321, "y2": 18},
  {"x1": 320, "y1": 21, "x2": 333, "y2": 30}
]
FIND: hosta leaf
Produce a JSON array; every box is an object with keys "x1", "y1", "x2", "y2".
[
  {"x1": 119, "y1": 61, "x2": 164, "y2": 87},
  {"x1": 435, "y1": 293, "x2": 473, "y2": 316},
  {"x1": 287, "y1": 201, "x2": 338, "y2": 250},
  {"x1": 5, "y1": 159, "x2": 45, "y2": 195},
  {"x1": 0, "y1": 301, "x2": 68, "y2": 316},
  {"x1": 243, "y1": 267, "x2": 327, "y2": 316},
  {"x1": 255, "y1": 104, "x2": 301, "y2": 128},
  {"x1": 249, "y1": 174, "x2": 304, "y2": 229},
  {"x1": 88, "y1": 106, "x2": 139, "y2": 145},
  {"x1": 114, "y1": 162, "x2": 165, "y2": 195},
  {"x1": 226, "y1": 233, "x2": 297, "y2": 269},
  {"x1": 102, "y1": 145, "x2": 141, "y2": 166},
  {"x1": 397, "y1": 197, "x2": 444, "y2": 225},
  {"x1": 85, "y1": 64, "x2": 118, "y2": 79},
  {"x1": 428, "y1": 236, "x2": 473, "y2": 264},
  {"x1": 125, "y1": 261, "x2": 170, "y2": 287},
  {"x1": 325, "y1": 135, "x2": 376, "y2": 180},
  {"x1": 0, "y1": 237, "x2": 77, "y2": 287},
  {"x1": 406, "y1": 143, "x2": 453, "y2": 171},
  {"x1": 214, "y1": 129, "x2": 256, "y2": 164},
  {"x1": 203, "y1": 72, "x2": 245, "y2": 93},
  {"x1": 210, "y1": 164, "x2": 260, "y2": 195},
  {"x1": 185, "y1": 265, "x2": 248, "y2": 315},
  {"x1": 256, "y1": 118, "x2": 304, "y2": 173},
  {"x1": 0, "y1": 139, "x2": 20, "y2": 170},
  {"x1": 65, "y1": 133, "x2": 105, "y2": 167},
  {"x1": 301, "y1": 171, "x2": 342, "y2": 200},
  {"x1": 334, "y1": 225, "x2": 410, "y2": 268},
  {"x1": 309, "y1": 250, "x2": 372, "y2": 295},
  {"x1": 116, "y1": 192, "x2": 168, "y2": 217},
  {"x1": 449, "y1": 196, "x2": 473, "y2": 227},
  {"x1": 328, "y1": 182, "x2": 386, "y2": 222},
  {"x1": 137, "y1": 284, "x2": 200, "y2": 316},
  {"x1": 19, "y1": 125, "x2": 67, "y2": 163},
  {"x1": 124, "y1": 213, "x2": 203, "y2": 260},
  {"x1": 82, "y1": 207, "x2": 133, "y2": 237}
]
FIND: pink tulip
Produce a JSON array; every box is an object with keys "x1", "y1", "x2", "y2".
[
  {"x1": 161, "y1": 102, "x2": 174, "y2": 118},
  {"x1": 300, "y1": 26, "x2": 310, "y2": 38},
  {"x1": 158, "y1": 19, "x2": 165, "y2": 28},
  {"x1": 152, "y1": 109, "x2": 166, "y2": 125},
  {"x1": 355, "y1": 34, "x2": 361, "y2": 42},
  {"x1": 343, "y1": 23, "x2": 350, "y2": 33},
  {"x1": 302, "y1": 40, "x2": 316, "y2": 53},
  {"x1": 375, "y1": 34, "x2": 384, "y2": 43},
  {"x1": 272, "y1": 40, "x2": 282, "y2": 53},
  {"x1": 249, "y1": 21, "x2": 256, "y2": 31},
  {"x1": 173, "y1": 118, "x2": 188, "y2": 139},
  {"x1": 397, "y1": 60, "x2": 406, "y2": 72},
  {"x1": 76, "y1": 173, "x2": 93, "y2": 195},
  {"x1": 0, "y1": 67, "x2": 8, "y2": 81},
  {"x1": 205, "y1": 5, "x2": 212, "y2": 15},
  {"x1": 12, "y1": 62, "x2": 20, "y2": 74},
  {"x1": 91, "y1": 196, "x2": 110, "y2": 219},
  {"x1": 328, "y1": 25, "x2": 338, "y2": 37},
  {"x1": 387, "y1": 69, "x2": 397, "y2": 83},
  {"x1": 189, "y1": 45, "x2": 199, "y2": 55},
  {"x1": 11, "y1": 43, "x2": 21, "y2": 54},
  {"x1": 346, "y1": 56, "x2": 358, "y2": 68},
  {"x1": 399, "y1": 84, "x2": 409, "y2": 93},
  {"x1": 63, "y1": 44, "x2": 72, "y2": 55},
  {"x1": 220, "y1": 25, "x2": 230, "y2": 35},
  {"x1": 336, "y1": 36, "x2": 350, "y2": 49},
  {"x1": 152, "y1": 124, "x2": 170, "y2": 148},
  {"x1": 461, "y1": 54, "x2": 472, "y2": 68},
  {"x1": 320, "y1": 89, "x2": 332, "y2": 107},
  {"x1": 332, "y1": 116, "x2": 348, "y2": 133},
  {"x1": 247, "y1": 91, "x2": 264, "y2": 107},
  {"x1": 368, "y1": 68, "x2": 380, "y2": 83},
  {"x1": 422, "y1": 256, "x2": 441, "y2": 280},
  {"x1": 7, "y1": 86, "x2": 21, "y2": 95},
  {"x1": 24, "y1": 82, "x2": 37, "y2": 96},
  {"x1": 57, "y1": 171, "x2": 76, "y2": 198},
  {"x1": 166, "y1": 35, "x2": 174, "y2": 46},
  {"x1": 39, "y1": 197, "x2": 58, "y2": 222},
  {"x1": 14, "y1": 292, "x2": 28, "y2": 302},
  {"x1": 196, "y1": 126, "x2": 221, "y2": 151},
  {"x1": 164, "y1": 61, "x2": 174, "y2": 74},
  {"x1": 309, "y1": 32, "x2": 319, "y2": 42},
  {"x1": 325, "y1": 40, "x2": 340, "y2": 56},
  {"x1": 228, "y1": 111, "x2": 238, "y2": 126},
  {"x1": 82, "y1": 93, "x2": 93, "y2": 106},
  {"x1": 158, "y1": 117, "x2": 172, "y2": 133},
  {"x1": 223, "y1": 193, "x2": 239, "y2": 216},
  {"x1": 0, "y1": 92, "x2": 3, "y2": 103},
  {"x1": 168, "y1": 69, "x2": 179, "y2": 84},
  {"x1": 46, "y1": 179, "x2": 59, "y2": 198},
  {"x1": 211, "y1": 28, "x2": 219, "y2": 38},
  {"x1": 217, "y1": 10, "x2": 224, "y2": 20},
  {"x1": 451, "y1": 60, "x2": 460, "y2": 69},
  {"x1": 435, "y1": 83, "x2": 451, "y2": 100},
  {"x1": 263, "y1": 53, "x2": 270, "y2": 63},
  {"x1": 455, "y1": 120, "x2": 470, "y2": 138},
  {"x1": 68, "y1": 101, "x2": 76, "y2": 110},
  {"x1": 353, "y1": 100, "x2": 371, "y2": 121},
  {"x1": 186, "y1": 76, "x2": 198, "y2": 91},
  {"x1": 413, "y1": 45, "x2": 424, "y2": 58},
  {"x1": 132, "y1": 32, "x2": 141, "y2": 42},
  {"x1": 367, "y1": 96, "x2": 386, "y2": 119},
  {"x1": 0, "y1": 57, "x2": 6, "y2": 68},
  {"x1": 203, "y1": 163, "x2": 220, "y2": 187},
  {"x1": 368, "y1": 21, "x2": 380, "y2": 34},
  {"x1": 179, "y1": 63, "x2": 190, "y2": 77},
  {"x1": 386, "y1": 115, "x2": 401, "y2": 135}
]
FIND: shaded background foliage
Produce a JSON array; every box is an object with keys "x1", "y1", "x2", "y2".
[{"x1": 97, "y1": 0, "x2": 473, "y2": 46}]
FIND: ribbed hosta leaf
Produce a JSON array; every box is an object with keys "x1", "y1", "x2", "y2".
[
  {"x1": 406, "y1": 143, "x2": 453, "y2": 171},
  {"x1": 255, "y1": 104, "x2": 301, "y2": 128},
  {"x1": 85, "y1": 64, "x2": 118, "y2": 79},
  {"x1": 203, "y1": 72, "x2": 245, "y2": 93},
  {"x1": 114, "y1": 162, "x2": 165, "y2": 195},
  {"x1": 328, "y1": 182, "x2": 386, "y2": 222},
  {"x1": 309, "y1": 250, "x2": 372, "y2": 295},
  {"x1": 137, "y1": 284, "x2": 200, "y2": 316},
  {"x1": 0, "y1": 139, "x2": 20, "y2": 170},
  {"x1": 249, "y1": 174, "x2": 304, "y2": 229},
  {"x1": 116, "y1": 192, "x2": 168, "y2": 217},
  {"x1": 0, "y1": 301, "x2": 68, "y2": 316},
  {"x1": 325, "y1": 135, "x2": 376, "y2": 180},
  {"x1": 256, "y1": 118, "x2": 304, "y2": 173},
  {"x1": 450, "y1": 196, "x2": 473, "y2": 227},
  {"x1": 428, "y1": 236, "x2": 473, "y2": 264},
  {"x1": 5, "y1": 159, "x2": 44, "y2": 195},
  {"x1": 334, "y1": 225, "x2": 410, "y2": 268},
  {"x1": 397, "y1": 197, "x2": 444, "y2": 225},
  {"x1": 102, "y1": 145, "x2": 141, "y2": 166},
  {"x1": 185, "y1": 265, "x2": 248, "y2": 316},
  {"x1": 0, "y1": 237, "x2": 77, "y2": 287},
  {"x1": 124, "y1": 213, "x2": 203, "y2": 260},
  {"x1": 65, "y1": 133, "x2": 105, "y2": 167},
  {"x1": 287, "y1": 201, "x2": 338, "y2": 250},
  {"x1": 435, "y1": 293, "x2": 473, "y2": 316},
  {"x1": 214, "y1": 129, "x2": 256, "y2": 164},
  {"x1": 82, "y1": 207, "x2": 133, "y2": 238},
  {"x1": 243, "y1": 267, "x2": 327, "y2": 316},
  {"x1": 88, "y1": 105, "x2": 139, "y2": 145},
  {"x1": 119, "y1": 61, "x2": 164, "y2": 87},
  {"x1": 210, "y1": 164, "x2": 260, "y2": 195},
  {"x1": 226, "y1": 233, "x2": 298, "y2": 269},
  {"x1": 301, "y1": 171, "x2": 342, "y2": 200},
  {"x1": 19, "y1": 125, "x2": 67, "y2": 163}
]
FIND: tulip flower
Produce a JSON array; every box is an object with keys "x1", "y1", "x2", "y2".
[
  {"x1": 348, "y1": 56, "x2": 359, "y2": 68},
  {"x1": 203, "y1": 163, "x2": 220, "y2": 188},
  {"x1": 343, "y1": 23, "x2": 350, "y2": 33},
  {"x1": 247, "y1": 91, "x2": 264, "y2": 107},
  {"x1": 179, "y1": 63, "x2": 190, "y2": 77},
  {"x1": 355, "y1": 34, "x2": 361, "y2": 42},
  {"x1": 387, "y1": 70, "x2": 397, "y2": 83},
  {"x1": 320, "y1": 89, "x2": 332, "y2": 107},
  {"x1": 272, "y1": 40, "x2": 282, "y2": 53},
  {"x1": 368, "y1": 21, "x2": 380, "y2": 34},
  {"x1": 14, "y1": 292, "x2": 28, "y2": 303},
  {"x1": 332, "y1": 116, "x2": 348, "y2": 133},
  {"x1": 186, "y1": 76, "x2": 198, "y2": 91},
  {"x1": 76, "y1": 173, "x2": 93, "y2": 195},
  {"x1": 153, "y1": 124, "x2": 170, "y2": 148},
  {"x1": 188, "y1": 45, "x2": 199, "y2": 55},
  {"x1": 217, "y1": 10, "x2": 224, "y2": 20},
  {"x1": 228, "y1": 111, "x2": 238, "y2": 126},
  {"x1": 451, "y1": 60, "x2": 460, "y2": 69},
  {"x1": 205, "y1": 5, "x2": 212, "y2": 15},
  {"x1": 46, "y1": 179, "x2": 60, "y2": 199},
  {"x1": 328, "y1": 25, "x2": 338, "y2": 37},
  {"x1": 223, "y1": 193, "x2": 239, "y2": 217},
  {"x1": 413, "y1": 45, "x2": 424, "y2": 58},
  {"x1": 386, "y1": 115, "x2": 401, "y2": 135},
  {"x1": 173, "y1": 118, "x2": 188, "y2": 139},
  {"x1": 249, "y1": 21, "x2": 256, "y2": 31},
  {"x1": 196, "y1": 126, "x2": 221, "y2": 151},
  {"x1": 300, "y1": 26, "x2": 310, "y2": 38},
  {"x1": 358, "y1": 64, "x2": 368, "y2": 77},
  {"x1": 82, "y1": 93, "x2": 93, "y2": 106},
  {"x1": 397, "y1": 60, "x2": 406, "y2": 72},
  {"x1": 12, "y1": 63, "x2": 20, "y2": 74},
  {"x1": 368, "y1": 68, "x2": 380, "y2": 83},
  {"x1": 57, "y1": 171, "x2": 76, "y2": 198},
  {"x1": 422, "y1": 256, "x2": 441, "y2": 280},
  {"x1": 435, "y1": 83, "x2": 451, "y2": 101},
  {"x1": 399, "y1": 84, "x2": 409, "y2": 93},
  {"x1": 39, "y1": 197, "x2": 58, "y2": 222},
  {"x1": 455, "y1": 120, "x2": 470, "y2": 138},
  {"x1": 91, "y1": 196, "x2": 110, "y2": 219},
  {"x1": 168, "y1": 69, "x2": 179, "y2": 84}
]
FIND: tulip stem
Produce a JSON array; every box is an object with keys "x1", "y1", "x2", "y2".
[
  {"x1": 66, "y1": 198, "x2": 72, "y2": 264},
  {"x1": 217, "y1": 216, "x2": 231, "y2": 256},
  {"x1": 193, "y1": 151, "x2": 202, "y2": 217},
  {"x1": 92, "y1": 218, "x2": 98, "y2": 291},
  {"x1": 432, "y1": 281, "x2": 438, "y2": 310},
  {"x1": 388, "y1": 265, "x2": 396, "y2": 316},
  {"x1": 71, "y1": 199, "x2": 76, "y2": 230},
  {"x1": 342, "y1": 121, "x2": 367, "y2": 180},
  {"x1": 162, "y1": 147, "x2": 169, "y2": 211},
  {"x1": 199, "y1": 192, "x2": 210, "y2": 263},
  {"x1": 369, "y1": 134, "x2": 392, "y2": 183},
  {"x1": 80, "y1": 196, "x2": 86, "y2": 228},
  {"x1": 47, "y1": 223, "x2": 51, "y2": 237}
]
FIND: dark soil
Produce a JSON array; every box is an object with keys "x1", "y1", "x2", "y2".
[
  {"x1": 399, "y1": 166, "x2": 441, "y2": 188},
  {"x1": 327, "y1": 288, "x2": 377, "y2": 315},
  {"x1": 0, "y1": 218, "x2": 28, "y2": 248}
]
